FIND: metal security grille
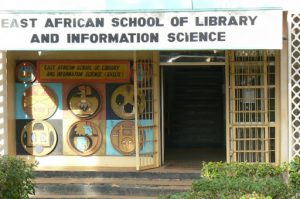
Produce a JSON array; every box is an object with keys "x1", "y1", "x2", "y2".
[
  {"x1": 227, "y1": 50, "x2": 279, "y2": 163},
  {"x1": 289, "y1": 13, "x2": 300, "y2": 159},
  {"x1": 134, "y1": 57, "x2": 158, "y2": 170}
]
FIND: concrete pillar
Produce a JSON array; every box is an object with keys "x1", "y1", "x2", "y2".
[{"x1": 281, "y1": 12, "x2": 289, "y2": 163}]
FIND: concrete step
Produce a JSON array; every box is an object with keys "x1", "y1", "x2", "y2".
[
  {"x1": 34, "y1": 177, "x2": 193, "y2": 186},
  {"x1": 31, "y1": 170, "x2": 199, "y2": 198},
  {"x1": 33, "y1": 170, "x2": 200, "y2": 180}
]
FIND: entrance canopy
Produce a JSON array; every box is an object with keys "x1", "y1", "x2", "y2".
[
  {"x1": 0, "y1": 10, "x2": 282, "y2": 50},
  {"x1": 0, "y1": 0, "x2": 283, "y2": 50}
]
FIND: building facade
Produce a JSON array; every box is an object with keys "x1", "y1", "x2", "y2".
[{"x1": 0, "y1": 0, "x2": 299, "y2": 170}]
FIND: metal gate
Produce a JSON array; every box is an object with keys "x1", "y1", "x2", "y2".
[
  {"x1": 134, "y1": 53, "x2": 159, "y2": 170},
  {"x1": 227, "y1": 50, "x2": 280, "y2": 164}
]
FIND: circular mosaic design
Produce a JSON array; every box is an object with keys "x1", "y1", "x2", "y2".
[
  {"x1": 67, "y1": 121, "x2": 102, "y2": 156},
  {"x1": 21, "y1": 120, "x2": 57, "y2": 156},
  {"x1": 22, "y1": 84, "x2": 58, "y2": 120},
  {"x1": 111, "y1": 84, "x2": 145, "y2": 119},
  {"x1": 67, "y1": 85, "x2": 101, "y2": 119},
  {"x1": 16, "y1": 61, "x2": 36, "y2": 83},
  {"x1": 110, "y1": 121, "x2": 145, "y2": 155}
]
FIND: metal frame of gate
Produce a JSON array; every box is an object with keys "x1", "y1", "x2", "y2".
[
  {"x1": 134, "y1": 51, "x2": 160, "y2": 170},
  {"x1": 131, "y1": 49, "x2": 281, "y2": 169},
  {"x1": 226, "y1": 50, "x2": 280, "y2": 164}
]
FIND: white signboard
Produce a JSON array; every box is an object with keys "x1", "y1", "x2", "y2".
[{"x1": 0, "y1": 10, "x2": 282, "y2": 50}]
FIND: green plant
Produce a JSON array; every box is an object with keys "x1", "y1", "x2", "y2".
[
  {"x1": 289, "y1": 157, "x2": 300, "y2": 198},
  {"x1": 161, "y1": 160, "x2": 300, "y2": 199},
  {"x1": 197, "y1": 162, "x2": 291, "y2": 199},
  {"x1": 190, "y1": 176, "x2": 290, "y2": 199},
  {"x1": 161, "y1": 161, "x2": 292, "y2": 199},
  {"x1": 240, "y1": 192, "x2": 272, "y2": 199},
  {"x1": 201, "y1": 161, "x2": 286, "y2": 179},
  {"x1": 0, "y1": 155, "x2": 37, "y2": 199}
]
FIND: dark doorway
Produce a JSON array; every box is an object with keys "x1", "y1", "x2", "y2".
[{"x1": 163, "y1": 66, "x2": 226, "y2": 169}]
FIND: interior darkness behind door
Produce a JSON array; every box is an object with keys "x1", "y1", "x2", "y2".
[{"x1": 164, "y1": 66, "x2": 225, "y2": 149}]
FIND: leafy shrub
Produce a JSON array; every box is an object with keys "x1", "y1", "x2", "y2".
[
  {"x1": 289, "y1": 157, "x2": 300, "y2": 198},
  {"x1": 240, "y1": 192, "x2": 272, "y2": 199},
  {"x1": 161, "y1": 161, "x2": 291, "y2": 199},
  {"x1": 201, "y1": 161, "x2": 286, "y2": 179},
  {"x1": 190, "y1": 176, "x2": 290, "y2": 199},
  {"x1": 195, "y1": 162, "x2": 291, "y2": 199},
  {"x1": 0, "y1": 155, "x2": 37, "y2": 199}
]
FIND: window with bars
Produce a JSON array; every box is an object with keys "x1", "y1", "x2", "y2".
[{"x1": 228, "y1": 50, "x2": 278, "y2": 163}]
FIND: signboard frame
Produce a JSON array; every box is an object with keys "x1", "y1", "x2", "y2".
[
  {"x1": 36, "y1": 60, "x2": 131, "y2": 83},
  {"x1": 0, "y1": 10, "x2": 282, "y2": 50}
]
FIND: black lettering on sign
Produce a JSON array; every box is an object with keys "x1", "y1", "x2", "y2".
[
  {"x1": 167, "y1": 32, "x2": 226, "y2": 42},
  {"x1": 0, "y1": 18, "x2": 37, "y2": 28},
  {"x1": 195, "y1": 16, "x2": 258, "y2": 26},
  {"x1": 111, "y1": 17, "x2": 163, "y2": 27},
  {"x1": 30, "y1": 34, "x2": 59, "y2": 43},
  {"x1": 67, "y1": 33, "x2": 159, "y2": 43},
  {"x1": 44, "y1": 18, "x2": 104, "y2": 28},
  {"x1": 169, "y1": 17, "x2": 189, "y2": 26},
  {"x1": 46, "y1": 72, "x2": 55, "y2": 77}
]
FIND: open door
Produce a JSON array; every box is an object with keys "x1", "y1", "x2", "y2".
[
  {"x1": 226, "y1": 50, "x2": 280, "y2": 164},
  {"x1": 162, "y1": 65, "x2": 226, "y2": 167},
  {"x1": 134, "y1": 55, "x2": 160, "y2": 170}
]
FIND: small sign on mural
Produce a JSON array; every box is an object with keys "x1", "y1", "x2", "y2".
[{"x1": 37, "y1": 60, "x2": 130, "y2": 83}]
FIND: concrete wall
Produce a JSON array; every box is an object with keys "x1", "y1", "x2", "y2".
[{"x1": 0, "y1": 51, "x2": 7, "y2": 155}]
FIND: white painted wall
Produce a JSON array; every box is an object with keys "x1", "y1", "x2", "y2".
[{"x1": 0, "y1": 51, "x2": 7, "y2": 155}]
